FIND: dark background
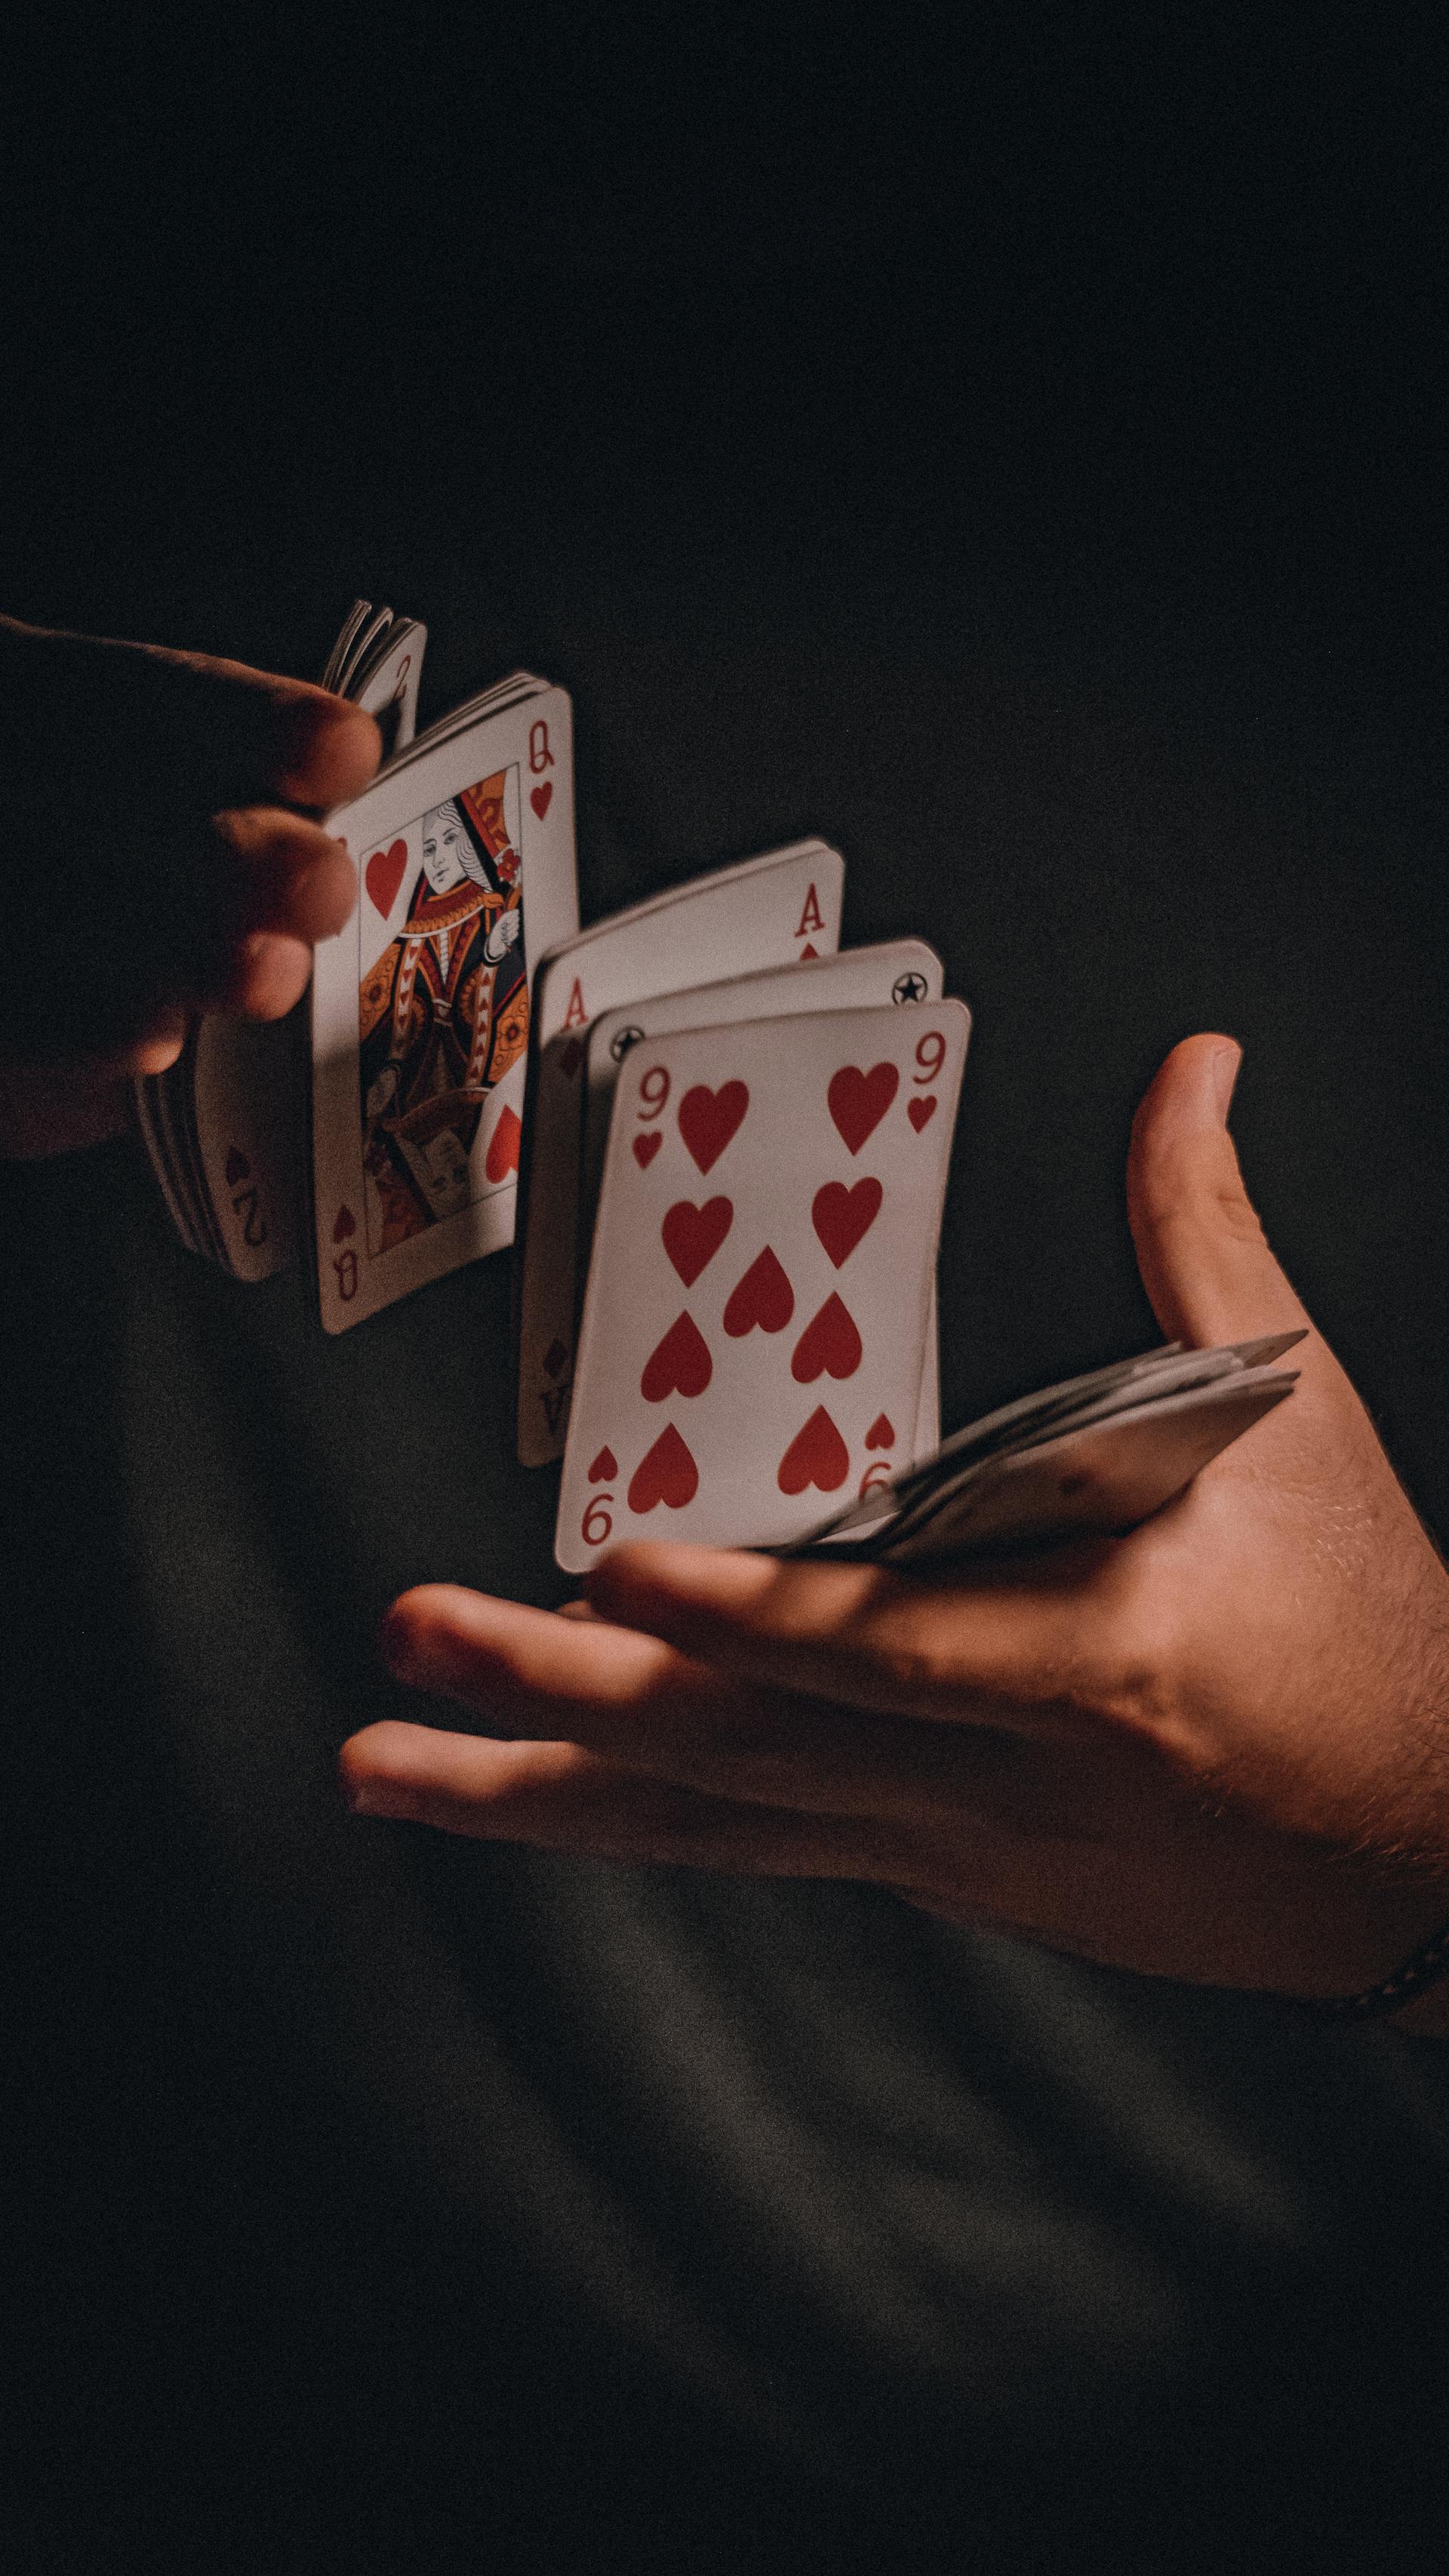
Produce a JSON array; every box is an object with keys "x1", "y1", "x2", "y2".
[
  {"x1": 3, "y1": 4, "x2": 1444, "y2": 1498},
  {"x1": 3, "y1": 11, "x2": 1449, "y2": 2572}
]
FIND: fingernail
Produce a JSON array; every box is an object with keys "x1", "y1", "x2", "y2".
[{"x1": 1211, "y1": 1042, "x2": 1241, "y2": 1123}]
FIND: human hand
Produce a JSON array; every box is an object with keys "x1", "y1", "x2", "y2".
[
  {"x1": 346, "y1": 1035, "x2": 1449, "y2": 2026},
  {"x1": 0, "y1": 613, "x2": 380, "y2": 1156}
]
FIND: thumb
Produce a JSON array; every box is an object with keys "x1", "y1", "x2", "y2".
[{"x1": 1125, "y1": 1035, "x2": 1309, "y2": 1346}]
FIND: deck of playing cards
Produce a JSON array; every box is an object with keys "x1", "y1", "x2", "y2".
[
  {"x1": 133, "y1": 595, "x2": 1300, "y2": 1578},
  {"x1": 519, "y1": 832, "x2": 1301, "y2": 1573},
  {"x1": 310, "y1": 661, "x2": 577, "y2": 1330},
  {"x1": 506, "y1": 827, "x2": 971, "y2": 1571},
  {"x1": 136, "y1": 606, "x2": 582, "y2": 1314},
  {"x1": 790, "y1": 1331, "x2": 1306, "y2": 1565},
  {"x1": 134, "y1": 601, "x2": 432, "y2": 1282}
]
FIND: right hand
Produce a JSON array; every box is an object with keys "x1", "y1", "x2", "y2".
[
  {"x1": 0, "y1": 613, "x2": 381, "y2": 1156},
  {"x1": 351, "y1": 1039, "x2": 1449, "y2": 2027}
]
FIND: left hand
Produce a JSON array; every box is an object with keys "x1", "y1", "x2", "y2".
[
  {"x1": 343, "y1": 1036, "x2": 1449, "y2": 2021},
  {"x1": 0, "y1": 614, "x2": 380, "y2": 1156}
]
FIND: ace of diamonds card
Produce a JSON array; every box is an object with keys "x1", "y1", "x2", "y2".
[
  {"x1": 312, "y1": 688, "x2": 577, "y2": 1330},
  {"x1": 556, "y1": 999, "x2": 970, "y2": 1571}
]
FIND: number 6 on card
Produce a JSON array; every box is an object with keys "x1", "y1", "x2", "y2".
[{"x1": 555, "y1": 997, "x2": 971, "y2": 1569}]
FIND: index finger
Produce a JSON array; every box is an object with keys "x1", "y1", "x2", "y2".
[
  {"x1": 171, "y1": 653, "x2": 383, "y2": 809},
  {"x1": 585, "y1": 1542, "x2": 1113, "y2": 1732},
  {"x1": 2, "y1": 617, "x2": 383, "y2": 812}
]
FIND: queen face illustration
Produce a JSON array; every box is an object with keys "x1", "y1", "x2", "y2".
[
  {"x1": 420, "y1": 805, "x2": 476, "y2": 894},
  {"x1": 357, "y1": 773, "x2": 529, "y2": 1254}
]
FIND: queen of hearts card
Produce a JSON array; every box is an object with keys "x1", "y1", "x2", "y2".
[{"x1": 312, "y1": 678, "x2": 577, "y2": 1331}]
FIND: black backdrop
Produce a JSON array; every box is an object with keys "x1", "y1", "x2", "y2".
[
  {"x1": 3, "y1": 7, "x2": 1444, "y2": 1492},
  {"x1": 4, "y1": 11, "x2": 1449, "y2": 2571}
]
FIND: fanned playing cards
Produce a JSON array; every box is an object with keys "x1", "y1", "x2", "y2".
[
  {"x1": 134, "y1": 599, "x2": 432, "y2": 1282},
  {"x1": 789, "y1": 1332, "x2": 1305, "y2": 1565},
  {"x1": 131, "y1": 592, "x2": 1301, "y2": 1574}
]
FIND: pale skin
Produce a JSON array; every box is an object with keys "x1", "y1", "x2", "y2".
[
  {"x1": 5, "y1": 615, "x2": 1447, "y2": 2030},
  {"x1": 348, "y1": 1036, "x2": 1449, "y2": 2033}
]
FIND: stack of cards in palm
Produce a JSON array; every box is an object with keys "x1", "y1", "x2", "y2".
[
  {"x1": 791, "y1": 1331, "x2": 1307, "y2": 1566},
  {"x1": 512, "y1": 839, "x2": 971, "y2": 1572}
]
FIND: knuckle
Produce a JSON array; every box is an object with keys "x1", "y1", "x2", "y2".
[
  {"x1": 1074, "y1": 1553, "x2": 1189, "y2": 1740},
  {"x1": 1208, "y1": 1175, "x2": 1268, "y2": 1249},
  {"x1": 851, "y1": 1614, "x2": 964, "y2": 1710},
  {"x1": 278, "y1": 697, "x2": 381, "y2": 799},
  {"x1": 212, "y1": 805, "x2": 314, "y2": 868}
]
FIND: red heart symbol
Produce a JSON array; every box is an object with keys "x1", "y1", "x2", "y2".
[
  {"x1": 224, "y1": 1145, "x2": 251, "y2": 1186},
  {"x1": 790, "y1": 1293, "x2": 863, "y2": 1384},
  {"x1": 777, "y1": 1405, "x2": 851, "y2": 1496},
  {"x1": 641, "y1": 1311, "x2": 713, "y2": 1403},
  {"x1": 633, "y1": 1131, "x2": 663, "y2": 1168},
  {"x1": 722, "y1": 1245, "x2": 794, "y2": 1337},
  {"x1": 531, "y1": 781, "x2": 553, "y2": 820},
  {"x1": 661, "y1": 1196, "x2": 733, "y2": 1286},
  {"x1": 907, "y1": 1094, "x2": 937, "y2": 1133},
  {"x1": 365, "y1": 838, "x2": 408, "y2": 918},
  {"x1": 826, "y1": 1062, "x2": 899, "y2": 1154},
  {"x1": 811, "y1": 1177, "x2": 883, "y2": 1267},
  {"x1": 864, "y1": 1413, "x2": 895, "y2": 1451},
  {"x1": 332, "y1": 1205, "x2": 356, "y2": 1243},
  {"x1": 543, "y1": 1338, "x2": 568, "y2": 1379},
  {"x1": 628, "y1": 1423, "x2": 700, "y2": 1514},
  {"x1": 559, "y1": 1037, "x2": 585, "y2": 1079},
  {"x1": 485, "y1": 1103, "x2": 521, "y2": 1182},
  {"x1": 588, "y1": 1446, "x2": 618, "y2": 1484},
  {"x1": 678, "y1": 1080, "x2": 749, "y2": 1174}
]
